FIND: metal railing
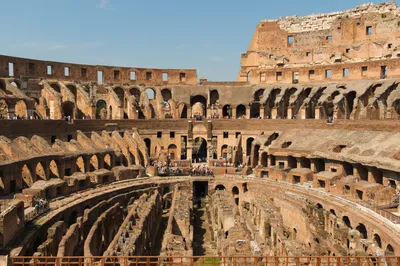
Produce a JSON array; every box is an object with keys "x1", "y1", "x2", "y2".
[{"x1": 11, "y1": 256, "x2": 400, "y2": 266}]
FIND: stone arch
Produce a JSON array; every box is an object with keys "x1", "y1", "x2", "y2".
[
  {"x1": 356, "y1": 223, "x2": 368, "y2": 239},
  {"x1": 215, "y1": 184, "x2": 226, "y2": 191},
  {"x1": 373, "y1": 233, "x2": 382, "y2": 248},
  {"x1": 76, "y1": 156, "x2": 85, "y2": 173},
  {"x1": 246, "y1": 137, "x2": 254, "y2": 156},
  {"x1": 143, "y1": 138, "x2": 151, "y2": 157},
  {"x1": 161, "y1": 88, "x2": 172, "y2": 102},
  {"x1": 222, "y1": 105, "x2": 232, "y2": 118},
  {"x1": 236, "y1": 104, "x2": 246, "y2": 118},
  {"x1": 221, "y1": 144, "x2": 228, "y2": 159},
  {"x1": 254, "y1": 89, "x2": 264, "y2": 102},
  {"x1": 66, "y1": 84, "x2": 77, "y2": 100},
  {"x1": 49, "y1": 160, "x2": 59, "y2": 178},
  {"x1": 35, "y1": 162, "x2": 47, "y2": 181},
  {"x1": 96, "y1": 100, "x2": 107, "y2": 119},
  {"x1": 342, "y1": 216, "x2": 352, "y2": 229},
  {"x1": 265, "y1": 88, "x2": 281, "y2": 118},
  {"x1": 288, "y1": 156, "x2": 297, "y2": 169},
  {"x1": 168, "y1": 144, "x2": 177, "y2": 160},
  {"x1": 90, "y1": 155, "x2": 99, "y2": 171},
  {"x1": 15, "y1": 100, "x2": 28, "y2": 118},
  {"x1": 145, "y1": 88, "x2": 155, "y2": 100},
  {"x1": 329, "y1": 209, "x2": 337, "y2": 216},
  {"x1": 62, "y1": 101, "x2": 75, "y2": 118},
  {"x1": 210, "y1": 90, "x2": 219, "y2": 105},
  {"x1": 251, "y1": 144, "x2": 261, "y2": 168},
  {"x1": 192, "y1": 137, "x2": 207, "y2": 163},
  {"x1": 104, "y1": 154, "x2": 112, "y2": 170},
  {"x1": 191, "y1": 95, "x2": 207, "y2": 117},
  {"x1": 113, "y1": 87, "x2": 125, "y2": 105},
  {"x1": 385, "y1": 244, "x2": 395, "y2": 256},
  {"x1": 232, "y1": 186, "x2": 239, "y2": 205},
  {"x1": 299, "y1": 157, "x2": 311, "y2": 168},
  {"x1": 21, "y1": 164, "x2": 33, "y2": 188},
  {"x1": 345, "y1": 91, "x2": 357, "y2": 119},
  {"x1": 178, "y1": 103, "x2": 188, "y2": 118},
  {"x1": 261, "y1": 152, "x2": 268, "y2": 167},
  {"x1": 109, "y1": 105, "x2": 113, "y2": 119},
  {"x1": 129, "y1": 88, "x2": 141, "y2": 102},
  {"x1": 50, "y1": 83, "x2": 61, "y2": 93}
]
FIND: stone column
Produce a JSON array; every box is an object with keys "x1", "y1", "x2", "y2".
[
  {"x1": 315, "y1": 109, "x2": 320, "y2": 119},
  {"x1": 271, "y1": 108, "x2": 278, "y2": 119},
  {"x1": 300, "y1": 108, "x2": 306, "y2": 119},
  {"x1": 259, "y1": 106, "x2": 265, "y2": 119},
  {"x1": 232, "y1": 107, "x2": 237, "y2": 118},
  {"x1": 287, "y1": 108, "x2": 292, "y2": 119}
]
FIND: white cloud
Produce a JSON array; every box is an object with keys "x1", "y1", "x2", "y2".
[{"x1": 97, "y1": 0, "x2": 108, "y2": 9}]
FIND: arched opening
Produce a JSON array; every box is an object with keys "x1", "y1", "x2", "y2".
[
  {"x1": 130, "y1": 88, "x2": 141, "y2": 103},
  {"x1": 62, "y1": 101, "x2": 75, "y2": 118},
  {"x1": 66, "y1": 85, "x2": 77, "y2": 101},
  {"x1": 215, "y1": 185, "x2": 226, "y2": 191},
  {"x1": 251, "y1": 144, "x2": 260, "y2": 168},
  {"x1": 21, "y1": 164, "x2": 33, "y2": 188},
  {"x1": 314, "y1": 158, "x2": 325, "y2": 173},
  {"x1": 35, "y1": 162, "x2": 47, "y2": 181},
  {"x1": 90, "y1": 155, "x2": 99, "y2": 171},
  {"x1": 345, "y1": 91, "x2": 357, "y2": 119},
  {"x1": 113, "y1": 87, "x2": 125, "y2": 106},
  {"x1": 385, "y1": 244, "x2": 395, "y2": 256},
  {"x1": 392, "y1": 100, "x2": 400, "y2": 117},
  {"x1": 191, "y1": 95, "x2": 207, "y2": 118},
  {"x1": 254, "y1": 89, "x2": 264, "y2": 102},
  {"x1": 145, "y1": 88, "x2": 155, "y2": 100},
  {"x1": 232, "y1": 186, "x2": 239, "y2": 205},
  {"x1": 288, "y1": 156, "x2": 297, "y2": 169},
  {"x1": 50, "y1": 83, "x2": 61, "y2": 93},
  {"x1": 210, "y1": 90, "x2": 219, "y2": 105},
  {"x1": 49, "y1": 160, "x2": 59, "y2": 179},
  {"x1": 246, "y1": 138, "x2": 254, "y2": 156},
  {"x1": 192, "y1": 137, "x2": 207, "y2": 163},
  {"x1": 222, "y1": 105, "x2": 232, "y2": 118},
  {"x1": 370, "y1": 167, "x2": 383, "y2": 184},
  {"x1": 96, "y1": 100, "x2": 107, "y2": 119},
  {"x1": 144, "y1": 138, "x2": 151, "y2": 157},
  {"x1": 236, "y1": 104, "x2": 246, "y2": 118},
  {"x1": 265, "y1": 88, "x2": 281, "y2": 118},
  {"x1": 250, "y1": 103, "x2": 261, "y2": 118},
  {"x1": 161, "y1": 89, "x2": 172, "y2": 102},
  {"x1": 221, "y1": 144, "x2": 228, "y2": 159},
  {"x1": 300, "y1": 157, "x2": 311, "y2": 168},
  {"x1": 373, "y1": 234, "x2": 382, "y2": 248},
  {"x1": 355, "y1": 164, "x2": 368, "y2": 181},
  {"x1": 178, "y1": 103, "x2": 188, "y2": 118},
  {"x1": 356, "y1": 223, "x2": 368, "y2": 239},
  {"x1": 343, "y1": 162, "x2": 354, "y2": 176},
  {"x1": 261, "y1": 152, "x2": 268, "y2": 167},
  {"x1": 15, "y1": 100, "x2": 28, "y2": 118},
  {"x1": 76, "y1": 156, "x2": 85, "y2": 173},
  {"x1": 342, "y1": 216, "x2": 352, "y2": 229},
  {"x1": 168, "y1": 144, "x2": 177, "y2": 160},
  {"x1": 329, "y1": 209, "x2": 337, "y2": 216},
  {"x1": 109, "y1": 105, "x2": 113, "y2": 119},
  {"x1": 104, "y1": 154, "x2": 112, "y2": 170}
]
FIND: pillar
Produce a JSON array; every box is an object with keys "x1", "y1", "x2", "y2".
[
  {"x1": 232, "y1": 107, "x2": 237, "y2": 118},
  {"x1": 271, "y1": 108, "x2": 278, "y2": 119},
  {"x1": 260, "y1": 106, "x2": 265, "y2": 119},
  {"x1": 300, "y1": 108, "x2": 306, "y2": 119},
  {"x1": 287, "y1": 108, "x2": 292, "y2": 119}
]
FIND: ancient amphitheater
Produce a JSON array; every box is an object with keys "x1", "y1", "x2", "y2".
[{"x1": 1, "y1": 2, "x2": 400, "y2": 266}]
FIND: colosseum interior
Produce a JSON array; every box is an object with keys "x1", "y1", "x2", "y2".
[{"x1": 1, "y1": 2, "x2": 400, "y2": 266}]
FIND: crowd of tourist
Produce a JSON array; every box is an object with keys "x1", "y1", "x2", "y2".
[{"x1": 190, "y1": 164, "x2": 214, "y2": 176}]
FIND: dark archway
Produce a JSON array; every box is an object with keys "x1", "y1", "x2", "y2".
[
  {"x1": 215, "y1": 185, "x2": 226, "y2": 191},
  {"x1": 62, "y1": 101, "x2": 75, "y2": 118},
  {"x1": 261, "y1": 152, "x2": 268, "y2": 167},
  {"x1": 236, "y1": 104, "x2": 246, "y2": 118},
  {"x1": 129, "y1": 88, "x2": 141, "y2": 102},
  {"x1": 193, "y1": 137, "x2": 207, "y2": 163},
  {"x1": 210, "y1": 90, "x2": 219, "y2": 105},
  {"x1": 50, "y1": 83, "x2": 61, "y2": 93},
  {"x1": 345, "y1": 91, "x2": 357, "y2": 119},
  {"x1": 168, "y1": 144, "x2": 177, "y2": 160},
  {"x1": 250, "y1": 103, "x2": 261, "y2": 118},
  {"x1": 161, "y1": 89, "x2": 172, "y2": 102},
  {"x1": 356, "y1": 223, "x2": 368, "y2": 239},
  {"x1": 251, "y1": 144, "x2": 261, "y2": 168},
  {"x1": 222, "y1": 105, "x2": 232, "y2": 118},
  {"x1": 96, "y1": 100, "x2": 107, "y2": 119},
  {"x1": 342, "y1": 216, "x2": 352, "y2": 229},
  {"x1": 144, "y1": 138, "x2": 151, "y2": 157},
  {"x1": 113, "y1": 87, "x2": 125, "y2": 105},
  {"x1": 246, "y1": 137, "x2": 254, "y2": 156},
  {"x1": 191, "y1": 95, "x2": 207, "y2": 117}
]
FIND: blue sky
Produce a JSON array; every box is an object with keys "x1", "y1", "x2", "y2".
[{"x1": 0, "y1": 0, "x2": 389, "y2": 81}]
